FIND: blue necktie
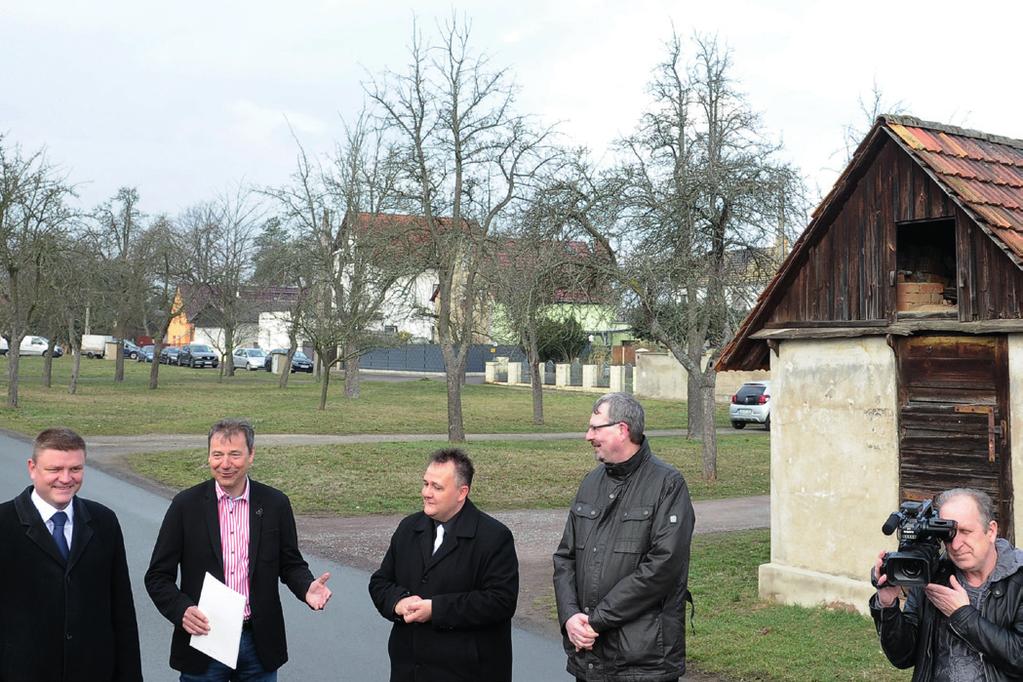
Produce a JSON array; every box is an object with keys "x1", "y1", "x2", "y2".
[{"x1": 51, "y1": 511, "x2": 70, "y2": 560}]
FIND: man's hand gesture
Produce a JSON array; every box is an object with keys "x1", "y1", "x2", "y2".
[{"x1": 305, "y1": 572, "x2": 332, "y2": 610}]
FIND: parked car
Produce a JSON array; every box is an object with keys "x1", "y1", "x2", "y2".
[
  {"x1": 122, "y1": 340, "x2": 141, "y2": 360},
  {"x1": 137, "y1": 345, "x2": 155, "y2": 363},
  {"x1": 264, "y1": 348, "x2": 314, "y2": 373},
  {"x1": 19, "y1": 336, "x2": 63, "y2": 357},
  {"x1": 232, "y1": 347, "x2": 267, "y2": 371},
  {"x1": 81, "y1": 334, "x2": 115, "y2": 358},
  {"x1": 729, "y1": 381, "x2": 771, "y2": 430},
  {"x1": 178, "y1": 343, "x2": 219, "y2": 368},
  {"x1": 159, "y1": 346, "x2": 182, "y2": 365},
  {"x1": 0, "y1": 337, "x2": 7, "y2": 356}
]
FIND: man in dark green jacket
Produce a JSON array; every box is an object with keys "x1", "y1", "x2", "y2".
[
  {"x1": 871, "y1": 487, "x2": 1023, "y2": 681},
  {"x1": 553, "y1": 393, "x2": 695, "y2": 682}
]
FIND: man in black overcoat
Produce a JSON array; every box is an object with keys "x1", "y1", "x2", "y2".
[
  {"x1": 0, "y1": 427, "x2": 142, "y2": 682},
  {"x1": 369, "y1": 448, "x2": 519, "y2": 682}
]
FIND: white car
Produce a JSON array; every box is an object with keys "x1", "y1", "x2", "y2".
[
  {"x1": 232, "y1": 347, "x2": 267, "y2": 371},
  {"x1": 729, "y1": 381, "x2": 771, "y2": 430},
  {"x1": 19, "y1": 336, "x2": 63, "y2": 357}
]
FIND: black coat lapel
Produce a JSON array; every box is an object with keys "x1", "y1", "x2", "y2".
[
  {"x1": 203, "y1": 481, "x2": 225, "y2": 579},
  {"x1": 14, "y1": 486, "x2": 65, "y2": 567},
  {"x1": 65, "y1": 495, "x2": 94, "y2": 574},
  {"x1": 248, "y1": 480, "x2": 262, "y2": 576},
  {"x1": 415, "y1": 514, "x2": 433, "y2": 570}
]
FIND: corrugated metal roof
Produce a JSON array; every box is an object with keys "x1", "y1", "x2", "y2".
[{"x1": 885, "y1": 115, "x2": 1023, "y2": 265}]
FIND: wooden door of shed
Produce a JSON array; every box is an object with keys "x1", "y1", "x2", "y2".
[{"x1": 896, "y1": 335, "x2": 1012, "y2": 541}]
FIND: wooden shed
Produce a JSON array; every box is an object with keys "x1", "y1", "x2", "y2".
[{"x1": 718, "y1": 115, "x2": 1023, "y2": 613}]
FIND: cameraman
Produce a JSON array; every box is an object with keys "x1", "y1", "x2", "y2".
[{"x1": 871, "y1": 488, "x2": 1023, "y2": 681}]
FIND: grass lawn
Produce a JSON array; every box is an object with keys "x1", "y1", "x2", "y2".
[
  {"x1": 126, "y1": 434, "x2": 769, "y2": 511},
  {"x1": 0, "y1": 357, "x2": 733, "y2": 436},
  {"x1": 686, "y1": 530, "x2": 909, "y2": 681}
]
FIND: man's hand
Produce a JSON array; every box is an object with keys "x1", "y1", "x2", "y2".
[
  {"x1": 565, "y1": 612, "x2": 599, "y2": 651},
  {"x1": 872, "y1": 551, "x2": 903, "y2": 608},
  {"x1": 182, "y1": 606, "x2": 210, "y2": 636},
  {"x1": 924, "y1": 575, "x2": 970, "y2": 617},
  {"x1": 394, "y1": 595, "x2": 420, "y2": 617},
  {"x1": 305, "y1": 572, "x2": 332, "y2": 610},
  {"x1": 402, "y1": 598, "x2": 433, "y2": 623}
]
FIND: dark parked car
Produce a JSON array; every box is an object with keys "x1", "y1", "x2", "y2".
[
  {"x1": 159, "y1": 346, "x2": 182, "y2": 365},
  {"x1": 265, "y1": 349, "x2": 314, "y2": 373},
  {"x1": 137, "y1": 345, "x2": 155, "y2": 363},
  {"x1": 178, "y1": 343, "x2": 219, "y2": 369},
  {"x1": 123, "y1": 340, "x2": 140, "y2": 360}
]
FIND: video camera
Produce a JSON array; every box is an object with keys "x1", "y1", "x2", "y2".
[{"x1": 875, "y1": 500, "x2": 957, "y2": 587}]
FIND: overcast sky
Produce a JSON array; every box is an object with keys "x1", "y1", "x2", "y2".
[{"x1": 2, "y1": 0, "x2": 1020, "y2": 221}]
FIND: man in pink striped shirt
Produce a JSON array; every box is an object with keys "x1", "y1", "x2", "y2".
[{"x1": 147, "y1": 419, "x2": 332, "y2": 681}]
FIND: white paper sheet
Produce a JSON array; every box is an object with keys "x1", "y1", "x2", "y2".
[{"x1": 189, "y1": 572, "x2": 246, "y2": 669}]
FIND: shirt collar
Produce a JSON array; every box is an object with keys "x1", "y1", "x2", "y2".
[
  {"x1": 31, "y1": 488, "x2": 75, "y2": 524},
  {"x1": 215, "y1": 478, "x2": 250, "y2": 502}
]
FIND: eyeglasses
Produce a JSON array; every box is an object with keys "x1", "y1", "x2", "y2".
[{"x1": 587, "y1": 421, "x2": 621, "y2": 431}]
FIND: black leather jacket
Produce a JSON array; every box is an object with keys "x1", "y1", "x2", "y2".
[
  {"x1": 871, "y1": 540, "x2": 1023, "y2": 682},
  {"x1": 553, "y1": 439, "x2": 695, "y2": 682}
]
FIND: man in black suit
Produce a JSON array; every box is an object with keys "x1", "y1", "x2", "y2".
[
  {"x1": 0, "y1": 427, "x2": 142, "y2": 682},
  {"x1": 145, "y1": 418, "x2": 332, "y2": 681},
  {"x1": 369, "y1": 448, "x2": 519, "y2": 682}
]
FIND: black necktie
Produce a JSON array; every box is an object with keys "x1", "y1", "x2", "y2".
[{"x1": 51, "y1": 511, "x2": 70, "y2": 560}]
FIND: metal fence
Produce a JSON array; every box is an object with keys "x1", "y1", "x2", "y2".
[{"x1": 358, "y1": 344, "x2": 527, "y2": 373}]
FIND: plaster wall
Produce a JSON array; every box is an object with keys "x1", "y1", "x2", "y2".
[
  {"x1": 761, "y1": 337, "x2": 901, "y2": 613},
  {"x1": 633, "y1": 351, "x2": 769, "y2": 402},
  {"x1": 1009, "y1": 335, "x2": 1023, "y2": 536}
]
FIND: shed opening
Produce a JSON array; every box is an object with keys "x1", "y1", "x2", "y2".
[{"x1": 896, "y1": 219, "x2": 957, "y2": 315}]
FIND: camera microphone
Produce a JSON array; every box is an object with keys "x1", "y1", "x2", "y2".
[{"x1": 881, "y1": 513, "x2": 901, "y2": 536}]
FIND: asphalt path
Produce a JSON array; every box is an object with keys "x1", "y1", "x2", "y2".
[{"x1": 0, "y1": 431, "x2": 569, "y2": 681}]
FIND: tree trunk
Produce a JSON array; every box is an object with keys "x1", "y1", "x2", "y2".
[
  {"x1": 149, "y1": 341, "x2": 163, "y2": 389},
  {"x1": 114, "y1": 323, "x2": 125, "y2": 382},
  {"x1": 700, "y1": 378, "x2": 718, "y2": 481},
  {"x1": 686, "y1": 347, "x2": 703, "y2": 439},
  {"x1": 277, "y1": 350, "x2": 292, "y2": 389},
  {"x1": 7, "y1": 332, "x2": 25, "y2": 408},
  {"x1": 344, "y1": 350, "x2": 361, "y2": 399},
  {"x1": 224, "y1": 327, "x2": 236, "y2": 377},
  {"x1": 42, "y1": 339, "x2": 54, "y2": 388},
  {"x1": 318, "y1": 359, "x2": 330, "y2": 410},
  {"x1": 526, "y1": 325, "x2": 544, "y2": 425},
  {"x1": 446, "y1": 371, "x2": 466, "y2": 442},
  {"x1": 69, "y1": 348, "x2": 80, "y2": 395}
]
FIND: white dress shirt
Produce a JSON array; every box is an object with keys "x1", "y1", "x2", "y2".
[{"x1": 31, "y1": 489, "x2": 74, "y2": 550}]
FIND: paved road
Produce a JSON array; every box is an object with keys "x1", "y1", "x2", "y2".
[
  {"x1": 86, "y1": 427, "x2": 767, "y2": 461},
  {"x1": 0, "y1": 431, "x2": 569, "y2": 681}
]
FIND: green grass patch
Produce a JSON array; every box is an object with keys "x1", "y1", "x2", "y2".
[
  {"x1": 126, "y1": 434, "x2": 769, "y2": 512},
  {"x1": 687, "y1": 530, "x2": 908, "y2": 681},
  {"x1": 0, "y1": 356, "x2": 732, "y2": 436}
]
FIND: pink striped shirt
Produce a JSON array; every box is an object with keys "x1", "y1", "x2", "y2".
[{"x1": 216, "y1": 479, "x2": 251, "y2": 618}]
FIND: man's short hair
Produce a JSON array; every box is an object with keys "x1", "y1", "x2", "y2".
[
  {"x1": 208, "y1": 419, "x2": 255, "y2": 453},
  {"x1": 430, "y1": 448, "x2": 475, "y2": 489},
  {"x1": 593, "y1": 392, "x2": 645, "y2": 445},
  {"x1": 936, "y1": 488, "x2": 996, "y2": 527},
  {"x1": 32, "y1": 427, "x2": 87, "y2": 462}
]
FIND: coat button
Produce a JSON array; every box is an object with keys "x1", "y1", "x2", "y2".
[
  {"x1": 590, "y1": 510, "x2": 596, "y2": 516},
  {"x1": 66, "y1": 633, "x2": 72, "y2": 640}
]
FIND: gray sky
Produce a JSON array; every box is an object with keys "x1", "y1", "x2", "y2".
[{"x1": 3, "y1": 0, "x2": 1019, "y2": 219}]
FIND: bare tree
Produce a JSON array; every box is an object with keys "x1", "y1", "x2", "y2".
[
  {"x1": 488, "y1": 176, "x2": 608, "y2": 424},
  {"x1": 92, "y1": 187, "x2": 147, "y2": 382},
  {"x1": 0, "y1": 136, "x2": 75, "y2": 407},
  {"x1": 136, "y1": 215, "x2": 187, "y2": 389},
  {"x1": 838, "y1": 79, "x2": 907, "y2": 165},
  {"x1": 367, "y1": 17, "x2": 555, "y2": 440},
  {"x1": 178, "y1": 191, "x2": 261, "y2": 377},
  {"x1": 567, "y1": 34, "x2": 804, "y2": 480}
]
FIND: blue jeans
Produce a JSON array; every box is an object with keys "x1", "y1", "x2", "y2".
[{"x1": 180, "y1": 630, "x2": 277, "y2": 682}]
